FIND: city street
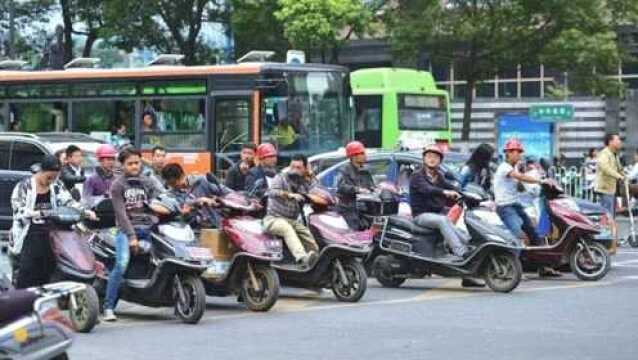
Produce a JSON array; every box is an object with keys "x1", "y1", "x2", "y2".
[{"x1": 63, "y1": 248, "x2": 638, "y2": 360}]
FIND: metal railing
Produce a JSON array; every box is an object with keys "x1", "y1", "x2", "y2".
[{"x1": 545, "y1": 166, "x2": 597, "y2": 202}]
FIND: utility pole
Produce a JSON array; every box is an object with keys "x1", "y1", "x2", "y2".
[{"x1": 8, "y1": 0, "x2": 16, "y2": 58}]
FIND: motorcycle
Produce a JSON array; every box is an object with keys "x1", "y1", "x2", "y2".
[
  {"x1": 462, "y1": 181, "x2": 611, "y2": 281},
  {"x1": 9, "y1": 207, "x2": 100, "y2": 333},
  {"x1": 201, "y1": 192, "x2": 282, "y2": 312},
  {"x1": 272, "y1": 187, "x2": 379, "y2": 302},
  {"x1": 0, "y1": 281, "x2": 91, "y2": 359},
  {"x1": 90, "y1": 200, "x2": 209, "y2": 324},
  {"x1": 367, "y1": 190, "x2": 524, "y2": 293}
]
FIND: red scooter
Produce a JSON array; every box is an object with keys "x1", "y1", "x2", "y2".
[
  {"x1": 452, "y1": 181, "x2": 611, "y2": 281},
  {"x1": 201, "y1": 192, "x2": 283, "y2": 312}
]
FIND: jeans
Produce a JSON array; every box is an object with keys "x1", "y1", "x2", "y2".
[
  {"x1": 263, "y1": 216, "x2": 318, "y2": 262},
  {"x1": 104, "y1": 231, "x2": 131, "y2": 310},
  {"x1": 599, "y1": 193, "x2": 616, "y2": 218},
  {"x1": 413, "y1": 213, "x2": 468, "y2": 256},
  {"x1": 496, "y1": 203, "x2": 541, "y2": 246}
]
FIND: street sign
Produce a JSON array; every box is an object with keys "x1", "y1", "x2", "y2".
[{"x1": 529, "y1": 104, "x2": 574, "y2": 122}]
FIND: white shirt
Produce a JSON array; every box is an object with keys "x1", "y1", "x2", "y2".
[{"x1": 494, "y1": 162, "x2": 520, "y2": 206}]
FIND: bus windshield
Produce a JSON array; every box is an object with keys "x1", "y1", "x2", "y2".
[
  {"x1": 262, "y1": 71, "x2": 351, "y2": 153},
  {"x1": 398, "y1": 94, "x2": 448, "y2": 131}
]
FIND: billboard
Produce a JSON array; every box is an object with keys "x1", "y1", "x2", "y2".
[{"x1": 497, "y1": 113, "x2": 553, "y2": 160}]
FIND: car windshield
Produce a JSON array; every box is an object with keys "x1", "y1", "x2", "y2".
[{"x1": 398, "y1": 94, "x2": 448, "y2": 131}]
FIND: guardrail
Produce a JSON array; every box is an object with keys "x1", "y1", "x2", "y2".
[{"x1": 545, "y1": 166, "x2": 597, "y2": 202}]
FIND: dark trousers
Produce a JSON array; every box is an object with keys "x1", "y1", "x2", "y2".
[{"x1": 16, "y1": 227, "x2": 56, "y2": 289}]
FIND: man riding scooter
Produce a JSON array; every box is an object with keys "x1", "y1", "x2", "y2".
[
  {"x1": 245, "y1": 143, "x2": 278, "y2": 202},
  {"x1": 10, "y1": 155, "x2": 97, "y2": 289},
  {"x1": 264, "y1": 154, "x2": 319, "y2": 268},
  {"x1": 83, "y1": 144, "x2": 118, "y2": 207},
  {"x1": 410, "y1": 145, "x2": 487, "y2": 288},
  {"x1": 103, "y1": 147, "x2": 162, "y2": 322},
  {"x1": 337, "y1": 141, "x2": 375, "y2": 230},
  {"x1": 494, "y1": 138, "x2": 560, "y2": 277}
]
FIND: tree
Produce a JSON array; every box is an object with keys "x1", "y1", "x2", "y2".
[
  {"x1": 230, "y1": 0, "x2": 288, "y2": 61},
  {"x1": 387, "y1": 0, "x2": 638, "y2": 141},
  {"x1": 0, "y1": 0, "x2": 54, "y2": 59},
  {"x1": 275, "y1": 0, "x2": 372, "y2": 63},
  {"x1": 104, "y1": 0, "x2": 228, "y2": 65}
]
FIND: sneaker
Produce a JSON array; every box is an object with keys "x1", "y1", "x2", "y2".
[
  {"x1": 538, "y1": 267, "x2": 562, "y2": 277},
  {"x1": 461, "y1": 278, "x2": 485, "y2": 288},
  {"x1": 103, "y1": 309, "x2": 117, "y2": 322}
]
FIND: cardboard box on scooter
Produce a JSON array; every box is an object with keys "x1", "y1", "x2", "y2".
[{"x1": 200, "y1": 229, "x2": 236, "y2": 260}]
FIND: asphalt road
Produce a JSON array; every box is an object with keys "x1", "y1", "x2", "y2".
[{"x1": 64, "y1": 248, "x2": 638, "y2": 360}]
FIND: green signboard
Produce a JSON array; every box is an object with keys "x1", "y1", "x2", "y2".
[{"x1": 529, "y1": 104, "x2": 574, "y2": 122}]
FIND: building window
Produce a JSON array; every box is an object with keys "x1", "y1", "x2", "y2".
[
  {"x1": 521, "y1": 81, "x2": 542, "y2": 97},
  {"x1": 476, "y1": 82, "x2": 495, "y2": 98},
  {"x1": 498, "y1": 81, "x2": 517, "y2": 98}
]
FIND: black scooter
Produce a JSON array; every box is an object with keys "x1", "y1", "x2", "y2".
[
  {"x1": 365, "y1": 191, "x2": 524, "y2": 293},
  {"x1": 90, "y1": 201, "x2": 209, "y2": 324}
]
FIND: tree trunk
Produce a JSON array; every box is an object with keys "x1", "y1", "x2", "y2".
[
  {"x1": 60, "y1": 0, "x2": 74, "y2": 63},
  {"x1": 461, "y1": 77, "x2": 476, "y2": 141},
  {"x1": 82, "y1": 31, "x2": 97, "y2": 58}
]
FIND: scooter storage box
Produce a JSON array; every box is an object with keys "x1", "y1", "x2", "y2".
[
  {"x1": 356, "y1": 197, "x2": 399, "y2": 216},
  {"x1": 200, "y1": 229, "x2": 236, "y2": 261}
]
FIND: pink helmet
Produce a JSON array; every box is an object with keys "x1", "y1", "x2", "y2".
[
  {"x1": 96, "y1": 144, "x2": 117, "y2": 159},
  {"x1": 345, "y1": 141, "x2": 366, "y2": 158},
  {"x1": 503, "y1": 138, "x2": 524, "y2": 153},
  {"x1": 256, "y1": 143, "x2": 277, "y2": 159}
]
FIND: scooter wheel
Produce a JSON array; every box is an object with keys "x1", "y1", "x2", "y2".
[
  {"x1": 240, "y1": 265, "x2": 280, "y2": 312},
  {"x1": 626, "y1": 235, "x2": 638, "y2": 248},
  {"x1": 331, "y1": 259, "x2": 368, "y2": 302},
  {"x1": 69, "y1": 286, "x2": 100, "y2": 333},
  {"x1": 483, "y1": 252, "x2": 522, "y2": 293},
  {"x1": 570, "y1": 241, "x2": 611, "y2": 281},
  {"x1": 174, "y1": 275, "x2": 206, "y2": 324},
  {"x1": 373, "y1": 256, "x2": 406, "y2": 288}
]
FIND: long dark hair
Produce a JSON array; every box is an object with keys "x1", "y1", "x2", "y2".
[{"x1": 466, "y1": 143, "x2": 495, "y2": 172}]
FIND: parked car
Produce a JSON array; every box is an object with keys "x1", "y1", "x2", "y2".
[{"x1": 0, "y1": 132, "x2": 104, "y2": 244}]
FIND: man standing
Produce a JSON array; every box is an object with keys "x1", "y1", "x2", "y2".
[
  {"x1": 336, "y1": 141, "x2": 375, "y2": 230},
  {"x1": 60, "y1": 145, "x2": 86, "y2": 201},
  {"x1": 225, "y1": 143, "x2": 256, "y2": 191},
  {"x1": 263, "y1": 154, "x2": 319, "y2": 267},
  {"x1": 595, "y1": 133, "x2": 624, "y2": 219}
]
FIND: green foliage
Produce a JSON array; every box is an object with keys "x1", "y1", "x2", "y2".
[{"x1": 231, "y1": 0, "x2": 288, "y2": 61}]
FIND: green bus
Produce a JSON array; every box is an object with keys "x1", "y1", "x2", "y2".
[{"x1": 351, "y1": 68, "x2": 452, "y2": 151}]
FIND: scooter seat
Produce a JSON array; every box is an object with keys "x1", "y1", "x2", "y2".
[
  {"x1": 387, "y1": 216, "x2": 438, "y2": 236},
  {"x1": 0, "y1": 290, "x2": 38, "y2": 324}
]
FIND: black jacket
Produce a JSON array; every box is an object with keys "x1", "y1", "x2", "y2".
[
  {"x1": 225, "y1": 162, "x2": 248, "y2": 191},
  {"x1": 60, "y1": 164, "x2": 85, "y2": 200},
  {"x1": 336, "y1": 162, "x2": 375, "y2": 209},
  {"x1": 409, "y1": 167, "x2": 456, "y2": 217}
]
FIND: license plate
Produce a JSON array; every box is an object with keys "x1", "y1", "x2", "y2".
[{"x1": 188, "y1": 247, "x2": 213, "y2": 260}]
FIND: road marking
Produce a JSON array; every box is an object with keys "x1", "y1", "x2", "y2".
[
  {"x1": 614, "y1": 259, "x2": 638, "y2": 266},
  {"x1": 98, "y1": 278, "x2": 619, "y2": 330}
]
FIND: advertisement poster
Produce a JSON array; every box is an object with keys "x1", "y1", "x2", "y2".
[{"x1": 497, "y1": 113, "x2": 553, "y2": 160}]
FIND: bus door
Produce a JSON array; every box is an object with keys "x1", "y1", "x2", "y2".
[
  {"x1": 211, "y1": 91, "x2": 258, "y2": 177},
  {"x1": 353, "y1": 95, "x2": 383, "y2": 148}
]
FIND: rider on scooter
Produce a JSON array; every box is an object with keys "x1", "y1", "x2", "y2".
[
  {"x1": 494, "y1": 138, "x2": 561, "y2": 277},
  {"x1": 245, "y1": 143, "x2": 278, "y2": 203},
  {"x1": 103, "y1": 147, "x2": 162, "y2": 322},
  {"x1": 83, "y1": 144, "x2": 118, "y2": 207},
  {"x1": 337, "y1": 141, "x2": 375, "y2": 230},
  {"x1": 10, "y1": 155, "x2": 97, "y2": 289},
  {"x1": 410, "y1": 145, "x2": 471, "y2": 262},
  {"x1": 263, "y1": 154, "x2": 319, "y2": 268}
]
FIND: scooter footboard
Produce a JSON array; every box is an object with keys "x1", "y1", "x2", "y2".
[
  {"x1": 127, "y1": 259, "x2": 206, "y2": 306},
  {"x1": 207, "y1": 252, "x2": 275, "y2": 289}
]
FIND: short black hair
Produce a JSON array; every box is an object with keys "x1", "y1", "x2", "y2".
[
  {"x1": 161, "y1": 163, "x2": 185, "y2": 184},
  {"x1": 65, "y1": 145, "x2": 82, "y2": 157},
  {"x1": 41, "y1": 155, "x2": 61, "y2": 172},
  {"x1": 152, "y1": 145, "x2": 165, "y2": 155},
  {"x1": 290, "y1": 154, "x2": 308, "y2": 167},
  {"x1": 242, "y1": 143, "x2": 257, "y2": 151},
  {"x1": 118, "y1": 147, "x2": 141, "y2": 163},
  {"x1": 604, "y1": 133, "x2": 620, "y2": 146}
]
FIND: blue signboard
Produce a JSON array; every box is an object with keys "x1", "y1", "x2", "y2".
[{"x1": 497, "y1": 113, "x2": 553, "y2": 160}]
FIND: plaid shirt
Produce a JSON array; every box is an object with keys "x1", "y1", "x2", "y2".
[{"x1": 266, "y1": 172, "x2": 315, "y2": 220}]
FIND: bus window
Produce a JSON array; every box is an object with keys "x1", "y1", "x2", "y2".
[
  {"x1": 9, "y1": 102, "x2": 67, "y2": 132},
  {"x1": 262, "y1": 71, "x2": 351, "y2": 154},
  {"x1": 141, "y1": 98, "x2": 205, "y2": 149},
  {"x1": 71, "y1": 100, "x2": 135, "y2": 142},
  {"x1": 397, "y1": 94, "x2": 448, "y2": 131},
  {"x1": 215, "y1": 98, "x2": 251, "y2": 153},
  {"x1": 354, "y1": 95, "x2": 382, "y2": 148},
  {"x1": 0, "y1": 103, "x2": 7, "y2": 131}
]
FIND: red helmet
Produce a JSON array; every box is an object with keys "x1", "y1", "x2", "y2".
[
  {"x1": 345, "y1": 141, "x2": 366, "y2": 158},
  {"x1": 503, "y1": 138, "x2": 524, "y2": 153},
  {"x1": 256, "y1": 143, "x2": 277, "y2": 159},
  {"x1": 422, "y1": 144, "x2": 444, "y2": 160},
  {"x1": 95, "y1": 144, "x2": 117, "y2": 159}
]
